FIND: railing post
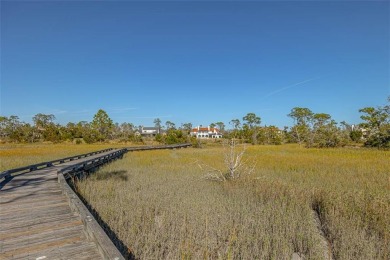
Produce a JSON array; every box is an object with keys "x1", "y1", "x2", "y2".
[{"x1": 3, "y1": 171, "x2": 11, "y2": 180}]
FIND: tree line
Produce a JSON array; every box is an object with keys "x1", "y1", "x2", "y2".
[
  {"x1": 226, "y1": 97, "x2": 389, "y2": 149},
  {"x1": 1, "y1": 97, "x2": 389, "y2": 148}
]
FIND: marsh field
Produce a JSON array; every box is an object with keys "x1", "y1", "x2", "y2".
[{"x1": 1, "y1": 143, "x2": 389, "y2": 259}]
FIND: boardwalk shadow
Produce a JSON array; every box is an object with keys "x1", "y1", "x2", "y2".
[
  {"x1": 95, "y1": 170, "x2": 128, "y2": 181},
  {"x1": 0, "y1": 174, "x2": 48, "y2": 191},
  {"x1": 0, "y1": 186, "x2": 57, "y2": 204},
  {"x1": 69, "y1": 180, "x2": 136, "y2": 260}
]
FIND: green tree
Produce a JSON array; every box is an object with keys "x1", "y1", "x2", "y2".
[
  {"x1": 229, "y1": 119, "x2": 241, "y2": 130},
  {"x1": 350, "y1": 130, "x2": 362, "y2": 142},
  {"x1": 243, "y1": 113, "x2": 261, "y2": 144},
  {"x1": 0, "y1": 116, "x2": 39, "y2": 143},
  {"x1": 0, "y1": 116, "x2": 8, "y2": 140},
  {"x1": 19, "y1": 123, "x2": 37, "y2": 143},
  {"x1": 257, "y1": 126, "x2": 283, "y2": 145},
  {"x1": 229, "y1": 119, "x2": 241, "y2": 139},
  {"x1": 42, "y1": 124, "x2": 61, "y2": 142},
  {"x1": 91, "y1": 109, "x2": 113, "y2": 141},
  {"x1": 215, "y1": 122, "x2": 225, "y2": 132},
  {"x1": 243, "y1": 113, "x2": 261, "y2": 129},
  {"x1": 119, "y1": 122, "x2": 134, "y2": 140},
  {"x1": 288, "y1": 107, "x2": 313, "y2": 145},
  {"x1": 165, "y1": 120, "x2": 176, "y2": 130},
  {"x1": 32, "y1": 114, "x2": 58, "y2": 142},
  {"x1": 182, "y1": 123, "x2": 193, "y2": 134},
  {"x1": 288, "y1": 108, "x2": 347, "y2": 148},
  {"x1": 359, "y1": 97, "x2": 390, "y2": 148},
  {"x1": 359, "y1": 107, "x2": 387, "y2": 129},
  {"x1": 309, "y1": 113, "x2": 331, "y2": 147},
  {"x1": 33, "y1": 113, "x2": 55, "y2": 129},
  {"x1": 3, "y1": 116, "x2": 22, "y2": 142},
  {"x1": 65, "y1": 122, "x2": 77, "y2": 140},
  {"x1": 312, "y1": 114, "x2": 347, "y2": 147},
  {"x1": 288, "y1": 108, "x2": 313, "y2": 126},
  {"x1": 154, "y1": 118, "x2": 162, "y2": 133},
  {"x1": 158, "y1": 129, "x2": 187, "y2": 144}
]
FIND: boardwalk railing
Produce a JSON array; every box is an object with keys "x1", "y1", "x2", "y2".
[
  {"x1": 59, "y1": 148, "x2": 128, "y2": 179},
  {"x1": 58, "y1": 173, "x2": 126, "y2": 260},
  {"x1": 0, "y1": 148, "x2": 114, "y2": 180},
  {"x1": 59, "y1": 143, "x2": 192, "y2": 179},
  {"x1": 0, "y1": 144, "x2": 192, "y2": 180},
  {"x1": 127, "y1": 143, "x2": 192, "y2": 152}
]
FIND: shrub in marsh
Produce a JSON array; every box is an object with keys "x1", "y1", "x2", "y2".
[
  {"x1": 190, "y1": 136, "x2": 202, "y2": 148},
  {"x1": 349, "y1": 129, "x2": 363, "y2": 142},
  {"x1": 363, "y1": 125, "x2": 390, "y2": 149},
  {"x1": 75, "y1": 138, "x2": 83, "y2": 145},
  {"x1": 198, "y1": 139, "x2": 255, "y2": 181},
  {"x1": 155, "y1": 129, "x2": 188, "y2": 145}
]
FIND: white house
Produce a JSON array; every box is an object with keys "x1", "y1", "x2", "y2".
[
  {"x1": 135, "y1": 126, "x2": 163, "y2": 137},
  {"x1": 190, "y1": 126, "x2": 223, "y2": 139}
]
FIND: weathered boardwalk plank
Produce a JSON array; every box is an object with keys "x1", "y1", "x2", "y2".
[{"x1": 0, "y1": 149, "x2": 124, "y2": 260}]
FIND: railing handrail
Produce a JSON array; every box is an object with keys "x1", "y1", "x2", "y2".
[
  {"x1": 59, "y1": 144, "x2": 191, "y2": 178},
  {"x1": 1, "y1": 143, "x2": 192, "y2": 180},
  {"x1": 127, "y1": 143, "x2": 192, "y2": 151},
  {"x1": 58, "y1": 148, "x2": 128, "y2": 178},
  {"x1": 0, "y1": 148, "x2": 114, "y2": 180}
]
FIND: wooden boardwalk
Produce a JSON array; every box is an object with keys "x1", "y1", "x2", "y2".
[
  {"x1": 0, "y1": 149, "x2": 124, "y2": 260},
  {"x1": 0, "y1": 144, "x2": 191, "y2": 260}
]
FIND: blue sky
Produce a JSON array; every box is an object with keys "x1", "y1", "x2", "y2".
[{"x1": 1, "y1": 1, "x2": 389, "y2": 128}]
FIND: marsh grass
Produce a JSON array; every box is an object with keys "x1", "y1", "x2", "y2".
[
  {"x1": 76, "y1": 145, "x2": 389, "y2": 259},
  {"x1": 76, "y1": 152, "x2": 322, "y2": 259},
  {"x1": 246, "y1": 145, "x2": 390, "y2": 259},
  {"x1": 0, "y1": 143, "x2": 128, "y2": 171},
  {"x1": 3, "y1": 143, "x2": 388, "y2": 259}
]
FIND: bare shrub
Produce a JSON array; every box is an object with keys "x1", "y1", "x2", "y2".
[{"x1": 198, "y1": 138, "x2": 255, "y2": 181}]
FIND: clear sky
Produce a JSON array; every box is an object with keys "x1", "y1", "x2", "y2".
[{"x1": 1, "y1": 1, "x2": 389, "y2": 128}]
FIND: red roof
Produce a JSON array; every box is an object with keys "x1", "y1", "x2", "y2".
[{"x1": 191, "y1": 127, "x2": 220, "y2": 133}]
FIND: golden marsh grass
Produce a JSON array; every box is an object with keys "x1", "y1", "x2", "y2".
[
  {"x1": 2, "y1": 144, "x2": 388, "y2": 259},
  {"x1": 74, "y1": 145, "x2": 389, "y2": 259},
  {"x1": 0, "y1": 143, "x2": 127, "y2": 171}
]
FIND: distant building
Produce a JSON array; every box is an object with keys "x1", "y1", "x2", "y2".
[
  {"x1": 135, "y1": 126, "x2": 163, "y2": 137},
  {"x1": 190, "y1": 125, "x2": 223, "y2": 139},
  {"x1": 351, "y1": 124, "x2": 369, "y2": 138}
]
